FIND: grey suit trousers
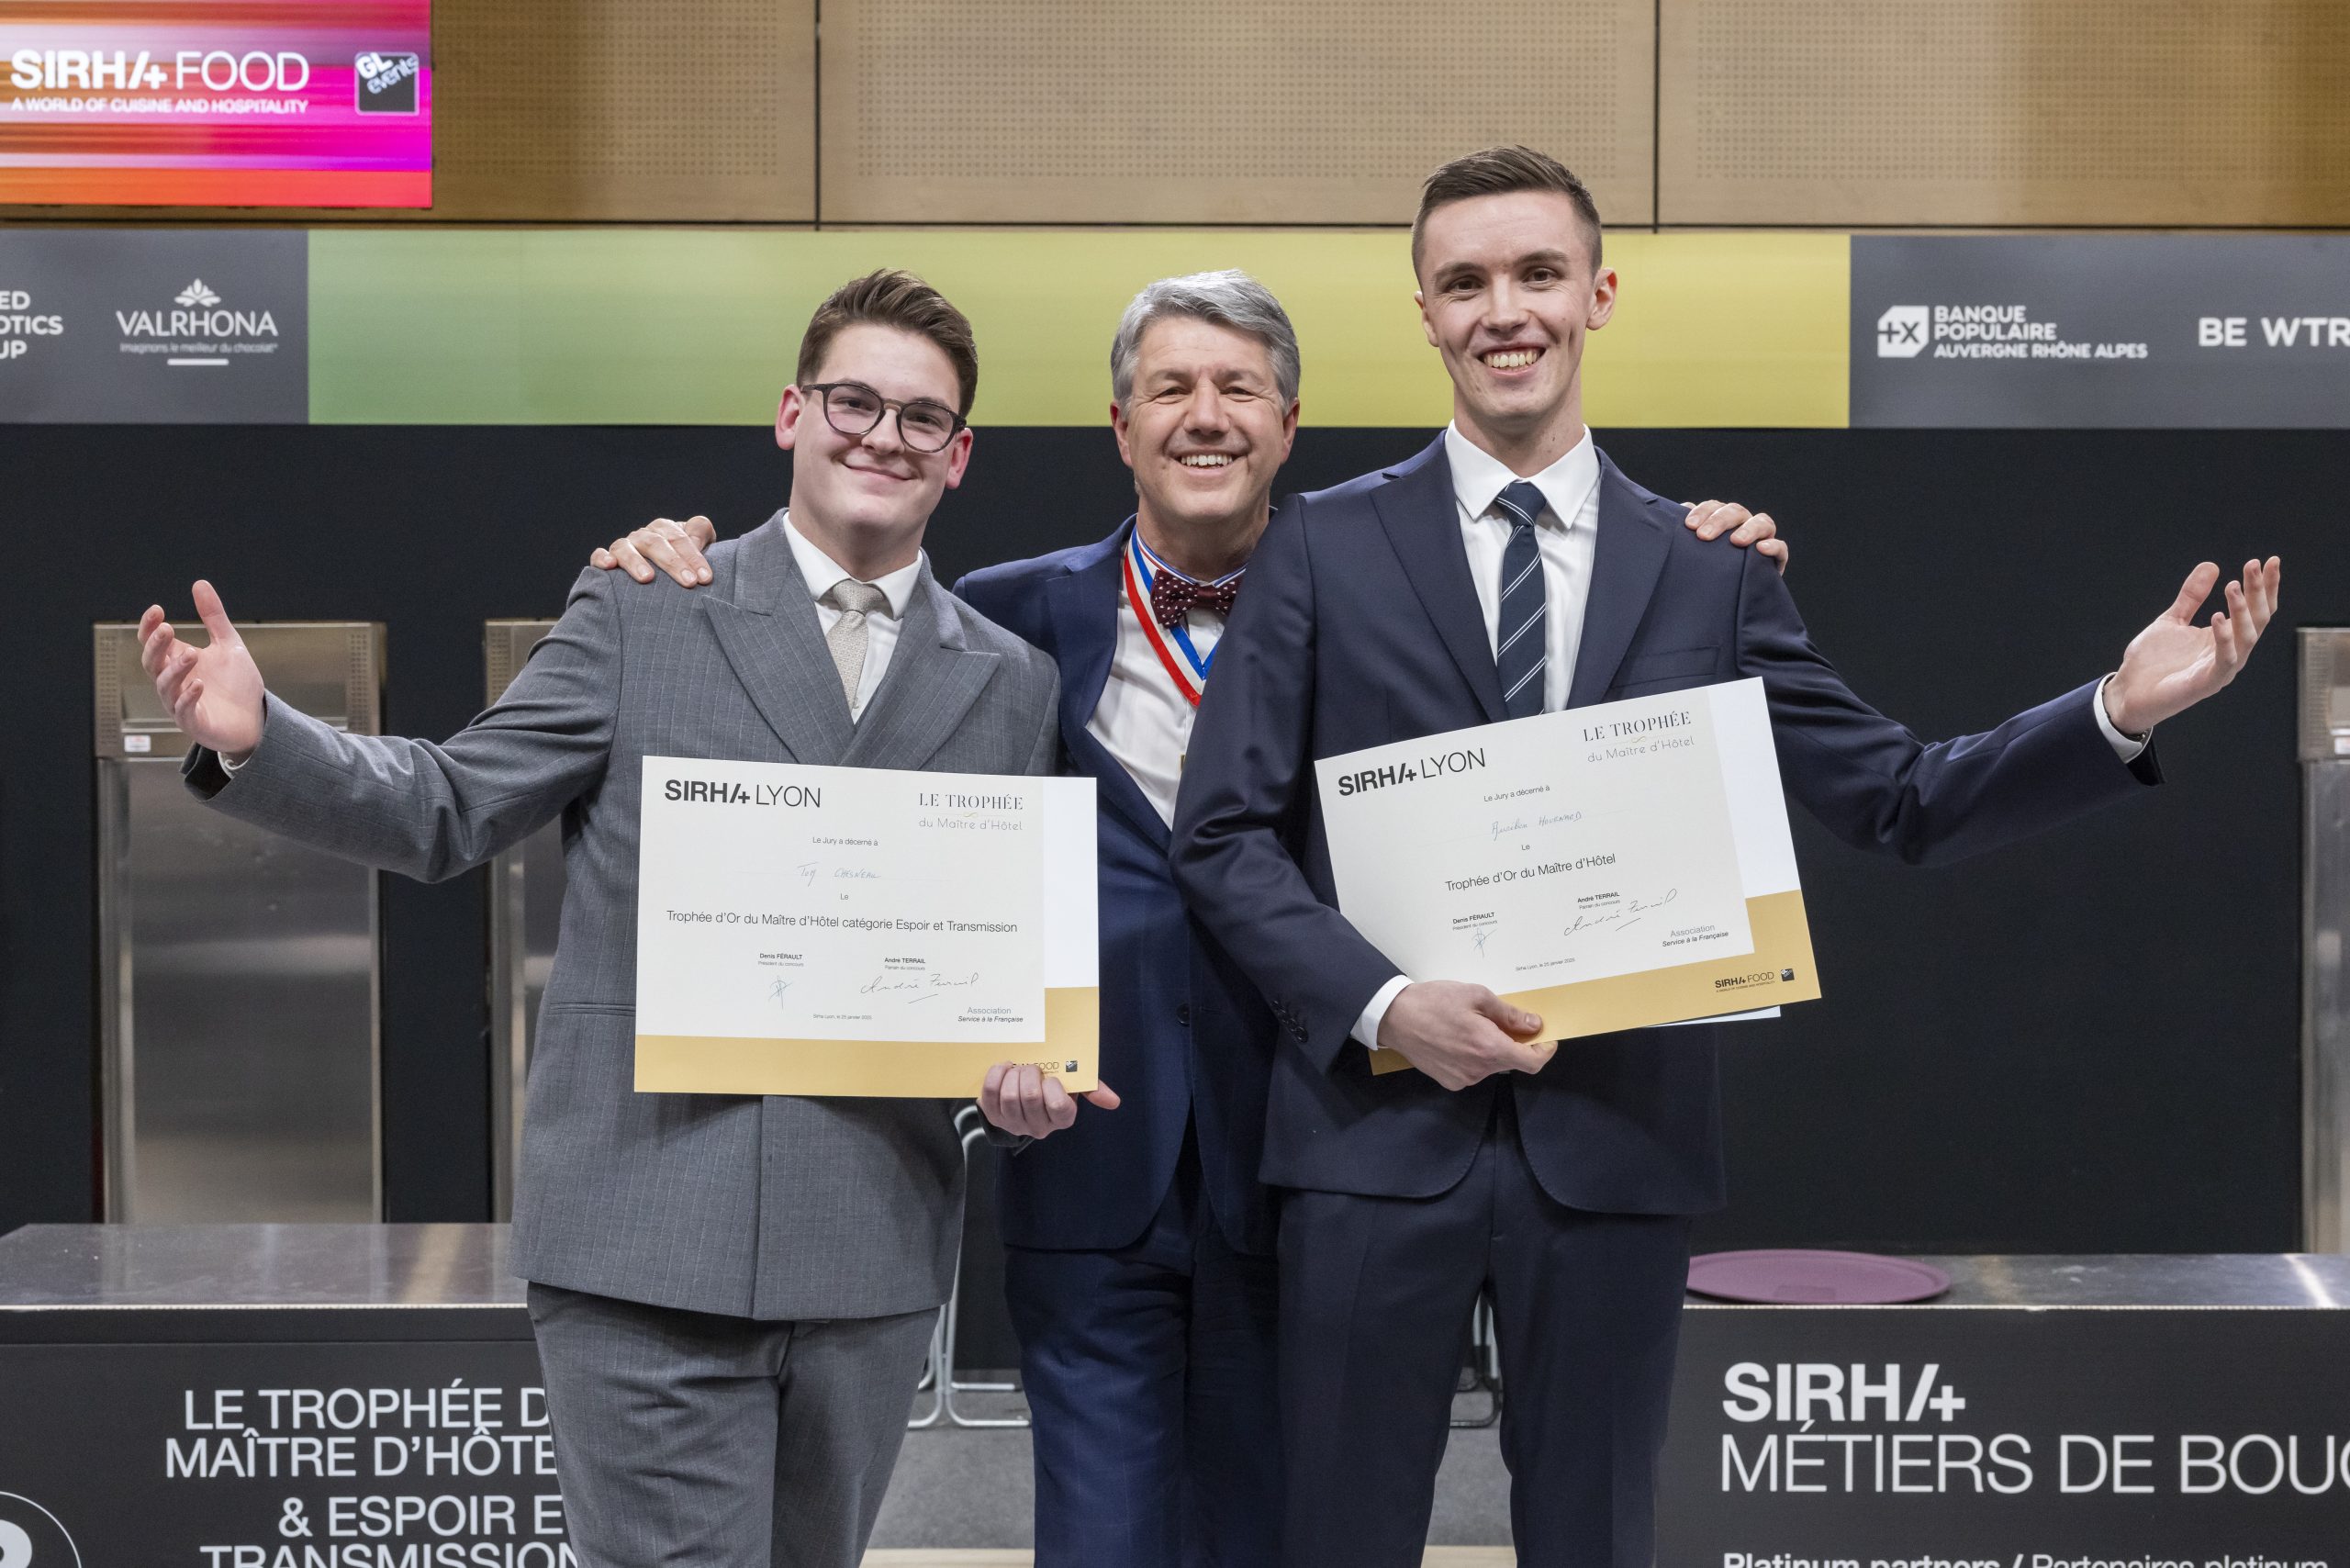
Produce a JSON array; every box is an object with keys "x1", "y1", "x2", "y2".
[{"x1": 529, "y1": 1283, "x2": 936, "y2": 1568}]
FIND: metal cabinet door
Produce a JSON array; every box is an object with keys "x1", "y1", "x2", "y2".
[{"x1": 94, "y1": 622, "x2": 386, "y2": 1223}]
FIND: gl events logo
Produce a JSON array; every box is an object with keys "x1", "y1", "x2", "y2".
[
  {"x1": 354, "y1": 50, "x2": 420, "y2": 114},
  {"x1": 0, "y1": 1494, "x2": 83, "y2": 1568},
  {"x1": 1876, "y1": 306, "x2": 1930, "y2": 358}
]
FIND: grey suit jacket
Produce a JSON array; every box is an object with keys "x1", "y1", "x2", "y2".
[{"x1": 185, "y1": 512, "x2": 1062, "y2": 1320}]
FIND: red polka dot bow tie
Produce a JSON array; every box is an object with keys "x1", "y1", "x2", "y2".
[{"x1": 1148, "y1": 570, "x2": 1241, "y2": 631}]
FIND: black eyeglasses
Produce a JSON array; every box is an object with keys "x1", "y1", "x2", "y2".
[{"x1": 800, "y1": 381, "x2": 967, "y2": 453}]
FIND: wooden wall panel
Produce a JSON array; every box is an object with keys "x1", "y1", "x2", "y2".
[
  {"x1": 9, "y1": 0, "x2": 2341, "y2": 230},
  {"x1": 427, "y1": 0, "x2": 814, "y2": 220},
  {"x1": 0, "y1": 0, "x2": 816, "y2": 225},
  {"x1": 819, "y1": 0, "x2": 1656, "y2": 227},
  {"x1": 1659, "y1": 0, "x2": 2350, "y2": 227}
]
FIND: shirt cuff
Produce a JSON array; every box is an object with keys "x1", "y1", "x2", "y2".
[
  {"x1": 1351, "y1": 974, "x2": 1413, "y2": 1051},
  {"x1": 2094, "y1": 674, "x2": 2149, "y2": 763},
  {"x1": 213, "y1": 705, "x2": 267, "y2": 775}
]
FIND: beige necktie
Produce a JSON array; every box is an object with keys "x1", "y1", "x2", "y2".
[{"x1": 822, "y1": 579, "x2": 890, "y2": 711}]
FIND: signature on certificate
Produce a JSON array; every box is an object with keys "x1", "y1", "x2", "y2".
[
  {"x1": 859, "y1": 970, "x2": 983, "y2": 1005},
  {"x1": 768, "y1": 975, "x2": 795, "y2": 1006},
  {"x1": 1492, "y1": 810, "x2": 1583, "y2": 842},
  {"x1": 798, "y1": 858, "x2": 883, "y2": 888},
  {"x1": 1561, "y1": 889, "x2": 1678, "y2": 943}
]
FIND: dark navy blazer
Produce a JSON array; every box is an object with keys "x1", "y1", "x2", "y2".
[
  {"x1": 957, "y1": 524, "x2": 1279, "y2": 1255},
  {"x1": 1172, "y1": 438, "x2": 2158, "y2": 1214}
]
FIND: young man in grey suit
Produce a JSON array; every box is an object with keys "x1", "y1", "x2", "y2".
[{"x1": 135, "y1": 271, "x2": 1065, "y2": 1568}]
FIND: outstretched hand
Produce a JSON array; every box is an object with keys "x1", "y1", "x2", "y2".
[
  {"x1": 590, "y1": 514, "x2": 719, "y2": 587},
  {"x1": 139, "y1": 581, "x2": 266, "y2": 761},
  {"x1": 2105, "y1": 557, "x2": 2282, "y2": 735},
  {"x1": 979, "y1": 1062, "x2": 1120, "y2": 1140}
]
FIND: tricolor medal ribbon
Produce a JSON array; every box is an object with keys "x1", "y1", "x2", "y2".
[{"x1": 1123, "y1": 532, "x2": 1219, "y2": 708}]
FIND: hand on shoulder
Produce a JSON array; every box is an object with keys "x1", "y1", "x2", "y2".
[{"x1": 589, "y1": 515, "x2": 718, "y2": 588}]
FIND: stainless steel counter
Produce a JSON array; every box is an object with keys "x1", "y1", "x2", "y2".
[{"x1": 0, "y1": 1225, "x2": 527, "y2": 1340}]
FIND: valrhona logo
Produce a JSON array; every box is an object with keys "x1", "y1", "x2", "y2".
[{"x1": 117, "y1": 279, "x2": 275, "y2": 341}]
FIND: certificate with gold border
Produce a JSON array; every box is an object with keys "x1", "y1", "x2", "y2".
[
  {"x1": 632, "y1": 758, "x2": 1098, "y2": 1097},
  {"x1": 1314, "y1": 679, "x2": 1817, "y2": 1072}
]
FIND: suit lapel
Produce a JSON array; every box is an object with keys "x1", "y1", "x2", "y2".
[
  {"x1": 1565, "y1": 454, "x2": 1674, "y2": 710},
  {"x1": 1372, "y1": 437, "x2": 1506, "y2": 723},
  {"x1": 1044, "y1": 523, "x2": 1170, "y2": 850},
  {"x1": 1046, "y1": 528, "x2": 1125, "y2": 752},
  {"x1": 843, "y1": 565, "x2": 1000, "y2": 770},
  {"x1": 701, "y1": 514, "x2": 855, "y2": 765}
]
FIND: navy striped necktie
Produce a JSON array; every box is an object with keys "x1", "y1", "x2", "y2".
[{"x1": 1494, "y1": 479, "x2": 1549, "y2": 719}]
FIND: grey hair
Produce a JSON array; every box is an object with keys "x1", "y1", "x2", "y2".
[{"x1": 1109, "y1": 269, "x2": 1302, "y2": 407}]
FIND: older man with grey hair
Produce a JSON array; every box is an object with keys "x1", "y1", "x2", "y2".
[{"x1": 592, "y1": 268, "x2": 1783, "y2": 1566}]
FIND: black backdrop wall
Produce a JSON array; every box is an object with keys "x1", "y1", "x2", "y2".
[{"x1": 0, "y1": 424, "x2": 2333, "y2": 1252}]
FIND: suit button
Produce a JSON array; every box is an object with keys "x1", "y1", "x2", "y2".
[{"x1": 1176, "y1": 1003, "x2": 1191, "y2": 1027}]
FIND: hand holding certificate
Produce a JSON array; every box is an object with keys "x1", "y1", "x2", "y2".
[
  {"x1": 633, "y1": 757, "x2": 1099, "y2": 1097},
  {"x1": 1315, "y1": 678, "x2": 1818, "y2": 1076}
]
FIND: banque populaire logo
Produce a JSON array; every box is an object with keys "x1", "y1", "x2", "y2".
[
  {"x1": 0, "y1": 1494, "x2": 84, "y2": 1568},
  {"x1": 1875, "y1": 305, "x2": 1930, "y2": 358}
]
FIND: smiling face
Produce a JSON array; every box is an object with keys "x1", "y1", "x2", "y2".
[
  {"x1": 1111, "y1": 315, "x2": 1298, "y2": 547},
  {"x1": 1414, "y1": 188, "x2": 1615, "y2": 468},
  {"x1": 776, "y1": 321, "x2": 973, "y2": 576}
]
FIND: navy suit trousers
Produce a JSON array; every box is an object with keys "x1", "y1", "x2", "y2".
[
  {"x1": 1278, "y1": 1096, "x2": 1691, "y2": 1568},
  {"x1": 1004, "y1": 1137, "x2": 1282, "y2": 1568}
]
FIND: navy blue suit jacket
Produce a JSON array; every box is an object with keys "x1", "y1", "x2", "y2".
[
  {"x1": 957, "y1": 525, "x2": 1279, "y2": 1256},
  {"x1": 1171, "y1": 438, "x2": 2158, "y2": 1214}
]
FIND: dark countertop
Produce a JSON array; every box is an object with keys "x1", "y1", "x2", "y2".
[
  {"x1": 2, "y1": 1225, "x2": 2347, "y2": 1313},
  {"x1": 1685, "y1": 1250, "x2": 2350, "y2": 1309}
]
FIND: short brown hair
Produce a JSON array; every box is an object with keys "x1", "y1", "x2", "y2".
[
  {"x1": 1410, "y1": 146, "x2": 1604, "y2": 277},
  {"x1": 795, "y1": 269, "x2": 980, "y2": 416}
]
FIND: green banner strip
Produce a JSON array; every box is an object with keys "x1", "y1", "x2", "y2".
[{"x1": 308, "y1": 230, "x2": 1848, "y2": 429}]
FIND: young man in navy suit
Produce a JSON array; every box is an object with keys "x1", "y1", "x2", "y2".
[
  {"x1": 591, "y1": 269, "x2": 1784, "y2": 1566},
  {"x1": 1169, "y1": 148, "x2": 2282, "y2": 1568}
]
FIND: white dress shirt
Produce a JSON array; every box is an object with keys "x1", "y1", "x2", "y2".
[
  {"x1": 1448, "y1": 421, "x2": 1602, "y2": 717},
  {"x1": 1085, "y1": 532, "x2": 1224, "y2": 827},
  {"x1": 1347, "y1": 425, "x2": 2148, "y2": 1051},
  {"x1": 783, "y1": 512, "x2": 923, "y2": 722},
  {"x1": 1347, "y1": 426, "x2": 1600, "y2": 1046}
]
